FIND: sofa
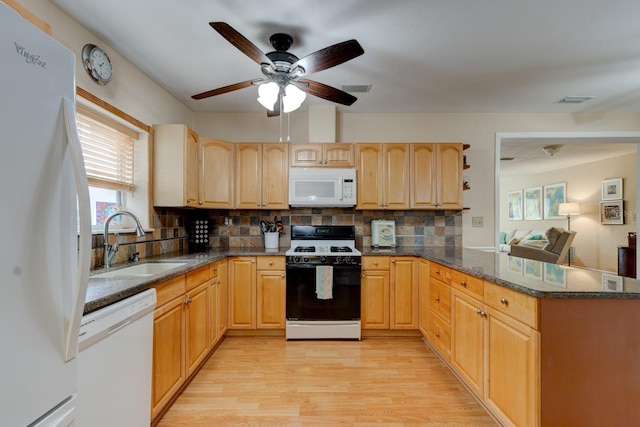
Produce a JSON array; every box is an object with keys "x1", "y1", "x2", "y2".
[
  {"x1": 507, "y1": 227, "x2": 576, "y2": 264},
  {"x1": 498, "y1": 229, "x2": 548, "y2": 253}
]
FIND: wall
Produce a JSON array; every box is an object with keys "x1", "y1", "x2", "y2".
[
  {"x1": 499, "y1": 153, "x2": 637, "y2": 271},
  {"x1": 194, "y1": 112, "x2": 640, "y2": 249}
]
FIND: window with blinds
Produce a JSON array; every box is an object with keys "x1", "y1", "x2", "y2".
[{"x1": 76, "y1": 104, "x2": 138, "y2": 192}]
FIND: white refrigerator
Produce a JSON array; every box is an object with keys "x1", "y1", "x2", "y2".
[{"x1": 0, "y1": 3, "x2": 91, "y2": 426}]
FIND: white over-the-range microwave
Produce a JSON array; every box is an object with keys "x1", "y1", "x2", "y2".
[{"x1": 289, "y1": 168, "x2": 356, "y2": 207}]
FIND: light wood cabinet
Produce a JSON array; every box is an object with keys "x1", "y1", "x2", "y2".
[
  {"x1": 184, "y1": 280, "x2": 209, "y2": 376},
  {"x1": 289, "y1": 143, "x2": 355, "y2": 167},
  {"x1": 451, "y1": 290, "x2": 485, "y2": 397},
  {"x1": 427, "y1": 262, "x2": 452, "y2": 361},
  {"x1": 227, "y1": 257, "x2": 257, "y2": 328},
  {"x1": 418, "y1": 258, "x2": 430, "y2": 336},
  {"x1": 356, "y1": 143, "x2": 410, "y2": 210},
  {"x1": 235, "y1": 143, "x2": 288, "y2": 209},
  {"x1": 256, "y1": 257, "x2": 286, "y2": 329},
  {"x1": 198, "y1": 137, "x2": 234, "y2": 208},
  {"x1": 150, "y1": 275, "x2": 187, "y2": 420},
  {"x1": 361, "y1": 268, "x2": 390, "y2": 329},
  {"x1": 390, "y1": 257, "x2": 417, "y2": 329},
  {"x1": 410, "y1": 143, "x2": 464, "y2": 210},
  {"x1": 216, "y1": 258, "x2": 228, "y2": 338},
  {"x1": 153, "y1": 124, "x2": 199, "y2": 207}
]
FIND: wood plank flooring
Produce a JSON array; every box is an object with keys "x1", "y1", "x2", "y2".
[{"x1": 156, "y1": 336, "x2": 498, "y2": 426}]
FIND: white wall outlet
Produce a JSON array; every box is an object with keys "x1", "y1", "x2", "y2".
[{"x1": 472, "y1": 216, "x2": 483, "y2": 227}]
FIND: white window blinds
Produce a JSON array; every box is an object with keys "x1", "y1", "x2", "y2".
[{"x1": 76, "y1": 103, "x2": 138, "y2": 192}]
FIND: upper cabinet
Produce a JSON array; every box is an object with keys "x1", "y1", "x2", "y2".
[
  {"x1": 199, "y1": 137, "x2": 234, "y2": 209},
  {"x1": 235, "y1": 143, "x2": 288, "y2": 209},
  {"x1": 290, "y1": 143, "x2": 355, "y2": 168},
  {"x1": 356, "y1": 143, "x2": 410, "y2": 210},
  {"x1": 410, "y1": 143, "x2": 464, "y2": 210},
  {"x1": 153, "y1": 124, "x2": 199, "y2": 207}
]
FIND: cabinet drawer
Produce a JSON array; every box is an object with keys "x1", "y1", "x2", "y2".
[
  {"x1": 153, "y1": 275, "x2": 186, "y2": 308},
  {"x1": 428, "y1": 311, "x2": 451, "y2": 361},
  {"x1": 450, "y1": 270, "x2": 484, "y2": 299},
  {"x1": 186, "y1": 265, "x2": 211, "y2": 291},
  {"x1": 428, "y1": 279, "x2": 451, "y2": 322},
  {"x1": 484, "y1": 281, "x2": 539, "y2": 330},
  {"x1": 362, "y1": 256, "x2": 390, "y2": 270},
  {"x1": 430, "y1": 263, "x2": 451, "y2": 284},
  {"x1": 256, "y1": 256, "x2": 285, "y2": 270}
]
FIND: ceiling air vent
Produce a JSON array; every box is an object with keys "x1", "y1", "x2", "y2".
[
  {"x1": 342, "y1": 84, "x2": 371, "y2": 93},
  {"x1": 557, "y1": 96, "x2": 593, "y2": 104}
]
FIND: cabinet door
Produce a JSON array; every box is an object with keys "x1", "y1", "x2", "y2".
[
  {"x1": 262, "y1": 143, "x2": 289, "y2": 209},
  {"x1": 383, "y1": 144, "x2": 410, "y2": 209},
  {"x1": 290, "y1": 144, "x2": 323, "y2": 167},
  {"x1": 185, "y1": 128, "x2": 199, "y2": 207},
  {"x1": 256, "y1": 270, "x2": 286, "y2": 329},
  {"x1": 438, "y1": 143, "x2": 463, "y2": 209},
  {"x1": 410, "y1": 143, "x2": 437, "y2": 209},
  {"x1": 418, "y1": 258, "x2": 430, "y2": 337},
  {"x1": 485, "y1": 309, "x2": 540, "y2": 427},
  {"x1": 185, "y1": 282, "x2": 209, "y2": 376},
  {"x1": 451, "y1": 291, "x2": 485, "y2": 397},
  {"x1": 324, "y1": 143, "x2": 355, "y2": 167},
  {"x1": 356, "y1": 143, "x2": 383, "y2": 209},
  {"x1": 208, "y1": 276, "x2": 218, "y2": 347},
  {"x1": 228, "y1": 257, "x2": 256, "y2": 328},
  {"x1": 199, "y1": 137, "x2": 234, "y2": 208},
  {"x1": 151, "y1": 296, "x2": 185, "y2": 419},
  {"x1": 390, "y1": 257, "x2": 417, "y2": 329},
  {"x1": 217, "y1": 258, "x2": 228, "y2": 336},
  {"x1": 361, "y1": 270, "x2": 390, "y2": 329},
  {"x1": 235, "y1": 143, "x2": 262, "y2": 209}
]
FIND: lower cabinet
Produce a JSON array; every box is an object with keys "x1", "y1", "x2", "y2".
[
  {"x1": 361, "y1": 256, "x2": 390, "y2": 329},
  {"x1": 228, "y1": 256, "x2": 286, "y2": 330},
  {"x1": 427, "y1": 264, "x2": 541, "y2": 427}
]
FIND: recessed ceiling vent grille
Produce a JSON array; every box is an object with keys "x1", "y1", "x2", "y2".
[
  {"x1": 342, "y1": 84, "x2": 371, "y2": 93},
  {"x1": 557, "y1": 96, "x2": 593, "y2": 104}
]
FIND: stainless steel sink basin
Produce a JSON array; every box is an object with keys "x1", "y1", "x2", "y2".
[{"x1": 91, "y1": 262, "x2": 188, "y2": 279}]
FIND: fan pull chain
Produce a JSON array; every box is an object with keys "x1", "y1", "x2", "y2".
[
  {"x1": 278, "y1": 95, "x2": 283, "y2": 143},
  {"x1": 287, "y1": 112, "x2": 291, "y2": 142}
]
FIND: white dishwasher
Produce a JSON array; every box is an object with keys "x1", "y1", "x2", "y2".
[{"x1": 77, "y1": 288, "x2": 156, "y2": 427}]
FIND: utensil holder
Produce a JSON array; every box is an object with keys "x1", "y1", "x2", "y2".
[{"x1": 264, "y1": 232, "x2": 279, "y2": 249}]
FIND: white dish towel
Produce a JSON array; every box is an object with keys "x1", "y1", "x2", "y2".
[{"x1": 315, "y1": 265, "x2": 334, "y2": 300}]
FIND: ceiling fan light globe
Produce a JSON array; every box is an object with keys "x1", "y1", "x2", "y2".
[
  {"x1": 283, "y1": 84, "x2": 306, "y2": 113},
  {"x1": 257, "y1": 82, "x2": 279, "y2": 110}
]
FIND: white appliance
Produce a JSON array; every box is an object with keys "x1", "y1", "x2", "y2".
[
  {"x1": 78, "y1": 289, "x2": 156, "y2": 427},
  {"x1": 1, "y1": 4, "x2": 92, "y2": 426},
  {"x1": 289, "y1": 168, "x2": 356, "y2": 207}
]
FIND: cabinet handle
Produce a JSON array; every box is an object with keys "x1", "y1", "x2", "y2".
[
  {"x1": 184, "y1": 298, "x2": 192, "y2": 305},
  {"x1": 269, "y1": 261, "x2": 273, "y2": 265},
  {"x1": 391, "y1": 259, "x2": 396, "y2": 263},
  {"x1": 251, "y1": 260, "x2": 255, "y2": 263},
  {"x1": 362, "y1": 274, "x2": 366, "y2": 278},
  {"x1": 435, "y1": 269, "x2": 440, "y2": 275},
  {"x1": 318, "y1": 160, "x2": 323, "y2": 165},
  {"x1": 373, "y1": 261, "x2": 378, "y2": 265},
  {"x1": 500, "y1": 298, "x2": 508, "y2": 306},
  {"x1": 281, "y1": 274, "x2": 285, "y2": 278},
  {"x1": 435, "y1": 332, "x2": 440, "y2": 338},
  {"x1": 476, "y1": 309, "x2": 487, "y2": 317},
  {"x1": 198, "y1": 200, "x2": 203, "y2": 205},
  {"x1": 435, "y1": 296, "x2": 440, "y2": 302},
  {"x1": 461, "y1": 280, "x2": 467, "y2": 287}
]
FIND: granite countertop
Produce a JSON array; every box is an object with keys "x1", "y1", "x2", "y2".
[{"x1": 86, "y1": 246, "x2": 640, "y2": 315}]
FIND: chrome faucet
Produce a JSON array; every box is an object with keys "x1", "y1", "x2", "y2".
[{"x1": 103, "y1": 211, "x2": 146, "y2": 268}]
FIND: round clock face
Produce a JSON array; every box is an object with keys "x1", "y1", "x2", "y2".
[{"x1": 82, "y1": 44, "x2": 113, "y2": 85}]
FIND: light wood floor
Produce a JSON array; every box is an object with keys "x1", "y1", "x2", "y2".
[{"x1": 156, "y1": 336, "x2": 498, "y2": 426}]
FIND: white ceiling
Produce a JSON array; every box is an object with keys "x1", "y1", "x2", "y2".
[{"x1": 51, "y1": 0, "x2": 640, "y2": 115}]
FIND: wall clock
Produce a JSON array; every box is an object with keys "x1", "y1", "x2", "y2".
[{"x1": 82, "y1": 43, "x2": 113, "y2": 85}]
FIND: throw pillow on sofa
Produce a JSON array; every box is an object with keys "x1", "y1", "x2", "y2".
[{"x1": 543, "y1": 227, "x2": 565, "y2": 251}]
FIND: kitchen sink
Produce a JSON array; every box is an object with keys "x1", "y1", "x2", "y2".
[{"x1": 91, "y1": 262, "x2": 188, "y2": 279}]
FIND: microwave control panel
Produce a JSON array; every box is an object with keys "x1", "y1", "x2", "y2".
[{"x1": 343, "y1": 179, "x2": 355, "y2": 200}]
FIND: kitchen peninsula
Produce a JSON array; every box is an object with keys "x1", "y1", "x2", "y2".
[{"x1": 88, "y1": 247, "x2": 640, "y2": 427}]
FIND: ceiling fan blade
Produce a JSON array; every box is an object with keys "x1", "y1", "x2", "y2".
[
  {"x1": 192, "y1": 79, "x2": 260, "y2": 100},
  {"x1": 210, "y1": 22, "x2": 274, "y2": 68},
  {"x1": 299, "y1": 79, "x2": 358, "y2": 106},
  {"x1": 267, "y1": 95, "x2": 281, "y2": 117},
  {"x1": 291, "y1": 40, "x2": 364, "y2": 75}
]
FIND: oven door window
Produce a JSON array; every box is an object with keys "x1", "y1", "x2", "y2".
[{"x1": 286, "y1": 265, "x2": 361, "y2": 321}]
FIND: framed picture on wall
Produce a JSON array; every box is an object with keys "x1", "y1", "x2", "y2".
[
  {"x1": 507, "y1": 190, "x2": 523, "y2": 220},
  {"x1": 602, "y1": 178, "x2": 623, "y2": 200},
  {"x1": 600, "y1": 200, "x2": 624, "y2": 224},
  {"x1": 524, "y1": 186, "x2": 543, "y2": 220},
  {"x1": 602, "y1": 273, "x2": 623, "y2": 292},
  {"x1": 543, "y1": 182, "x2": 566, "y2": 219}
]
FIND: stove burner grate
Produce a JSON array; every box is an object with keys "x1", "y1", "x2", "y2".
[
  {"x1": 330, "y1": 246, "x2": 353, "y2": 253},
  {"x1": 294, "y1": 246, "x2": 316, "y2": 253}
]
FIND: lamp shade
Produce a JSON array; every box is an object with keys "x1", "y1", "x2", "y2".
[
  {"x1": 282, "y1": 84, "x2": 306, "y2": 113},
  {"x1": 558, "y1": 202, "x2": 580, "y2": 216},
  {"x1": 257, "y1": 82, "x2": 279, "y2": 111}
]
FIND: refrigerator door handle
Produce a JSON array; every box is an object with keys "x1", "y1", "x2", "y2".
[{"x1": 62, "y1": 98, "x2": 91, "y2": 362}]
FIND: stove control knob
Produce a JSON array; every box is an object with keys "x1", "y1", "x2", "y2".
[
  {"x1": 294, "y1": 256, "x2": 300, "y2": 263},
  {"x1": 320, "y1": 256, "x2": 327, "y2": 263},
  {"x1": 303, "y1": 257, "x2": 310, "y2": 263}
]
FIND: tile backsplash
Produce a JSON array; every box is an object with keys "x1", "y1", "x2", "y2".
[{"x1": 91, "y1": 207, "x2": 462, "y2": 268}]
